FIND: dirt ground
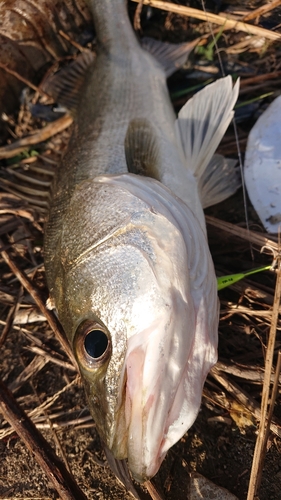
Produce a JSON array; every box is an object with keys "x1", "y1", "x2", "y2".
[{"x1": 0, "y1": 1, "x2": 281, "y2": 499}]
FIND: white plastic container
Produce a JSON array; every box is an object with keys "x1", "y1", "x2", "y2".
[{"x1": 244, "y1": 96, "x2": 281, "y2": 233}]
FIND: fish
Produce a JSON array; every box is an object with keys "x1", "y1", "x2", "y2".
[{"x1": 44, "y1": 0, "x2": 239, "y2": 486}]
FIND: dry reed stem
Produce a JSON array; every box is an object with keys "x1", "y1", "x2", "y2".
[
  {"x1": 247, "y1": 261, "x2": 281, "y2": 500},
  {"x1": 131, "y1": 0, "x2": 281, "y2": 40},
  {"x1": 0, "y1": 115, "x2": 73, "y2": 159}
]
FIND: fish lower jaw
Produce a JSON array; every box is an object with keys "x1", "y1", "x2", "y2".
[
  {"x1": 128, "y1": 459, "x2": 162, "y2": 484},
  {"x1": 106, "y1": 431, "x2": 164, "y2": 483}
]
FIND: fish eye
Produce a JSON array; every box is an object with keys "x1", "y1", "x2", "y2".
[
  {"x1": 84, "y1": 329, "x2": 108, "y2": 358},
  {"x1": 74, "y1": 320, "x2": 111, "y2": 369}
]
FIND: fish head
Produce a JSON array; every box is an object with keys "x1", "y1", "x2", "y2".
[{"x1": 53, "y1": 173, "x2": 219, "y2": 482}]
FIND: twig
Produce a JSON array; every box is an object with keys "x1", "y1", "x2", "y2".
[
  {"x1": 240, "y1": 70, "x2": 281, "y2": 87},
  {"x1": 131, "y1": 0, "x2": 281, "y2": 41},
  {"x1": 0, "y1": 286, "x2": 23, "y2": 347},
  {"x1": 26, "y1": 345, "x2": 76, "y2": 371},
  {"x1": 242, "y1": 0, "x2": 281, "y2": 22},
  {"x1": 0, "y1": 380, "x2": 87, "y2": 500},
  {"x1": 0, "y1": 115, "x2": 73, "y2": 159},
  {"x1": 134, "y1": 0, "x2": 144, "y2": 30},
  {"x1": 247, "y1": 261, "x2": 281, "y2": 500},
  {"x1": 0, "y1": 63, "x2": 51, "y2": 97},
  {"x1": 0, "y1": 208, "x2": 36, "y2": 221},
  {"x1": 0, "y1": 241, "x2": 78, "y2": 370},
  {"x1": 0, "y1": 305, "x2": 17, "y2": 348},
  {"x1": 144, "y1": 481, "x2": 164, "y2": 500},
  {"x1": 8, "y1": 355, "x2": 48, "y2": 393},
  {"x1": 58, "y1": 30, "x2": 92, "y2": 53}
]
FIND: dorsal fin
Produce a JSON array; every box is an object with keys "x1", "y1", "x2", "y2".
[
  {"x1": 125, "y1": 118, "x2": 161, "y2": 179},
  {"x1": 41, "y1": 51, "x2": 95, "y2": 114},
  {"x1": 175, "y1": 76, "x2": 239, "y2": 178},
  {"x1": 174, "y1": 76, "x2": 240, "y2": 208},
  {"x1": 141, "y1": 37, "x2": 198, "y2": 77}
]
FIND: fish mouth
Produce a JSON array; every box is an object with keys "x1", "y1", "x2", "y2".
[{"x1": 109, "y1": 342, "x2": 168, "y2": 482}]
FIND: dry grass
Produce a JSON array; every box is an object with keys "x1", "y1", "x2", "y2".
[{"x1": 0, "y1": 1, "x2": 281, "y2": 499}]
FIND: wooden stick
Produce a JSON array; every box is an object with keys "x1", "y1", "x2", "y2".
[
  {"x1": 131, "y1": 0, "x2": 281, "y2": 41},
  {"x1": 0, "y1": 380, "x2": 87, "y2": 500}
]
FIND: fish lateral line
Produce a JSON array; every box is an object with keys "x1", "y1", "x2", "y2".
[{"x1": 69, "y1": 221, "x2": 135, "y2": 270}]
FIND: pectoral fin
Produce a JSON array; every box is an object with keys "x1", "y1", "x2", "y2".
[{"x1": 125, "y1": 118, "x2": 161, "y2": 179}]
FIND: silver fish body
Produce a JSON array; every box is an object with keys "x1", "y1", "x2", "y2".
[{"x1": 44, "y1": 0, "x2": 239, "y2": 483}]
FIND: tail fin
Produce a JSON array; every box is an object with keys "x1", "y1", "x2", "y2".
[{"x1": 175, "y1": 77, "x2": 240, "y2": 206}]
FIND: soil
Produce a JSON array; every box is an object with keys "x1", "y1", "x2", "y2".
[{"x1": 0, "y1": 2, "x2": 281, "y2": 500}]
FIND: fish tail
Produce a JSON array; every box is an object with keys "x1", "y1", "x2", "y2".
[
  {"x1": 87, "y1": 0, "x2": 134, "y2": 49},
  {"x1": 175, "y1": 76, "x2": 241, "y2": 208}
]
